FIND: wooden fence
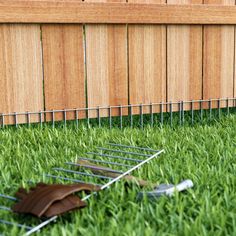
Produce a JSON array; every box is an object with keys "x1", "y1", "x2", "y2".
[{"x1": 0, "y1": 0, "x2": 236, "y2": 124}]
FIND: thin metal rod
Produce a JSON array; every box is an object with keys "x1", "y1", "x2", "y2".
[
  {"x1": 120, "y1": 106, "x2": 122, "y2": 129},
  {"x1": 0, "y1": 219, "x2": 33, "y2": 230},
  {"x1": 107, "y1": 143, "x2": 159, "y2": 153},
  {"x1": 75, "y1": 109, "x2": 79, "y2": 128},
  {"x1": 218, "y1": 99, "x2": 221, "y2": 118},
  {"x1": 25, "y1": 216, "x2": 57, "y2": 236},
  {"x1": 97, "y1": 107, "x2": 101, "y2": 128},
  {"x1": 79, "y1": 157, "x2": 133, "y2": 167},
  {"x1": 97, "y1": 147, "x2": 151, "y2": 157},
  {"x1": 1, "y1": 114, "x2": 4, "y2": 128},
  {"x1": 0, "y1": 206, "x2": 11, "y2": 211},
  {"x1": 65, "y1": 162, "x2": 124, "y2": 174},
  {"x1": 209, "y1": 99, "x2": 212, "y2": 120},
  {"x1": 14, "y1": 112, "x2": 18, "y2": 128},
  {"x1": 52, "y1": 110, "x2": 55, "y2": 128},
  {"x1": 150, "y1": 103, "x2": 153, "y2": 127},
  {"x1": 130, "y1": 106, "x2": 133, "y2": 128},
  {"x1": 140, "y1": 104, "x2": 143, "y2": 129},
  {"x1": 160, "y1": 103, "x2": 163, "y2": 125},
  {"x1": 109, "y1": 106, "x2": 112, "y2": 129},
  {"x1": 52, "y1": 167, "x2": 112, "y2": 180},
  {"x1": 87, "y1": 151, "x2": 143, "y2": 163},
  {"x1": 27, "y1": 111, "x2": 30, "y2": 127},
  {"x1": 64, "y1": 109, "x2": 67, "y2": 127},
  {"x1": 227, "y1": 97, "x2": 230, "y2": 115},
  {"x1": 170, "y1": 102, "x2": 173, "y2": 126},
  {"x1": 40, "y1": 111, "x2": 43, "y2": 128},
  {"x1": 181, "y1": 101, "x2": 184, "y2": 124},
  {"x1": 45, "y1": 174, "x2": 102, "y2": 186},
  {"x1": 191, "y1": 100, "x2": 194, "y2": 125},
  {"x1": 200, "y1": 100, "x2": 203, "y2": 121},
  {"x1": 0, "y1": 194, "x2": 17, "y2": 201}
]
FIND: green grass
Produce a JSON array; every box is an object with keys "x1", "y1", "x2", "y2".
[{"x1": 0, "y1": 114, "x2": 236, "y2": 236}]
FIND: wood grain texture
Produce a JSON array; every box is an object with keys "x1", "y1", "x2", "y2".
[
  {"x1": 2, "y1": 1, "x2": 236, "y2": 24},
  {"x1": 85, "y1": 0, "x2": 128, "y2": 117},
  {"x1": 0, "y1": 24, "x2": 43, "y2": 124},
  {"x1": 167, "y1": 0, "x2": 203, "y2": 111},
  {"x1": 42, "y1": 24, "x2": 86, "y2": 121},
  {"x1": 129, "y1": 0, "x2": 166, "y2": 114},
  {"x1": 203, "y1": 0, "x2": 235, "y2": 108}
]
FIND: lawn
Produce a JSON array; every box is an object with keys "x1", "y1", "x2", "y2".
[{"x1": 0, "y1": 113, "x2": 236, "y2": 236}]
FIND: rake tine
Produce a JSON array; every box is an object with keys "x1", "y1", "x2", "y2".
[
  {"x1": 65, "y1": 162, "x2": 124, "y2": 174},
  {"x1": 0, "y1": 206, "x2": 11, "y2": 211},
  {"x1": 52, "y1": 167, "x2": 113, "y2": 180},
  {"x1": 97, "y1": 147, "x2": 151, "y2": 157},
  {"x1": 0, "y1": 219, "x2": 33, "y2": 230},
  {"x1": 79, "y1": 157, "x2": 133, "y2": 168},
  {"x1": 107, "y1": 143, "x2": 159, "y2": 153},
  {"x1": 45, "y1": 174, "x2": 102, "y2": 186},
  {"x1": 87, "y1": 152, "x2": 143, "y2": 163},
  {"x1": 0, "y1": 194, "x2": 17, "y2": 201}
]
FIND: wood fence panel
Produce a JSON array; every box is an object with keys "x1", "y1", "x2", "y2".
[
  {"x1": 42, "y1": 24, "x2": 86, "y2": 121},
  {"x1": 0, "y1": 24, "x2": 43, "y2": 124},
  {"x1": 203, "y1": 0, "x2": 235, "y2": 108},
  {"x1": 85, "y1": 0, "x2": 128, "y2": 118},
  {"x1": 129, "y1": 0, "x2": 166, "y2": 114},
  {"x1": 167, "y1": 0, "x2": 203, "y2": 112}
]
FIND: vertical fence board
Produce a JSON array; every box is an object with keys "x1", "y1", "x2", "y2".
[
  {"x1": 203, "y1": 0, "x2": 235, "y2": 108},
  {"x1": 167, "y1": 0, "x2": 203, "y2": 111},
  {"x1": 85, "y1": 0, "x2": 128, "y2": 118},
  {"x1": 42, "y1": 24, "x2": 86, "y2": 121},
  {"x1": 0, "y1": 24, "x2": 43, "y2": 125},
  {"x1": 128, "y1": 0, "x2": 166, "y2": 114}
]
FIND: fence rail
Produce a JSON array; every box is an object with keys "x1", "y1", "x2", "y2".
[
  {"x1": 0, "y1": 1, "x2": 236, "y2": 126},
  {"x1": 1, "y1": 2, "x2": 236, "y2": 24}
]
